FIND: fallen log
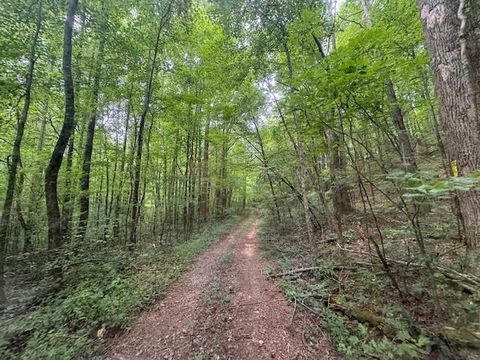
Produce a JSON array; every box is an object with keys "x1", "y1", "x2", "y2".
[
  {"x1": 332, "y1": 303, "x2": 395, "y2": 335},
  {"x1": 334, "y1": 303, "x2": 480, "y2": 350},
  {"x1": 438, "y1": 327, "x2": 480, "y2": 349}
]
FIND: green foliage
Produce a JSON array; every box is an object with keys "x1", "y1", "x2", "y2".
[
  {"x1": 386, "y1": 170, "x2": 480, "y2": 200},
  {"x1": 259, "y1": 220, "x2": 438, "y2": 360},
  {"x1": 0, "y1": 216, "x2": 240, "y2": 359},
  {"x1": 281, "y1": 275, "x2": 432, "y2": 359}
]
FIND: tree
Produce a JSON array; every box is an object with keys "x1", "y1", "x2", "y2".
[
  {"x1": 0, "y1": 0, "x2": 43, "y2": 303},
  {"x1": 44, "y1": 0, "x2": 78, "y2": 250},
  {"x1": 129, "y1": 0, "x2": 174, "y2": 249},
  {"x1": 77, "y1": 2, "x2": 107, "y2": 241},
  {"x1": 417, "y1": 0, "x2": 480, "y2": 247}
]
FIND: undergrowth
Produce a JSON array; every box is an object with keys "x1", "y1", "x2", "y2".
[
  {"x1": 0, "y1": 215, "x2": 242, "y2": 359},
  {"x1": 258, "y1": 212, "x2": 480, "y2": 360}
]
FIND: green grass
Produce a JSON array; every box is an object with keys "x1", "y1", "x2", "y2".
[{"x1": 0, "y1": 215, "x2": 243, "y2": 360}]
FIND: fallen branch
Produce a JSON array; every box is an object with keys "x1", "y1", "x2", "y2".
[
  {"x1": 270, "y1": 266, "x2": 322, "y2": 278},
  {"x1": 337, "y1": 244, "x2": 480, "y2": 288},
  {"x1": 271, "y1": 266, "x2": 355, "y2": 278},
  {"x1": 439, "y1": 327, "x2": 480, "y2": 349},
  {"x1": 437, "y1": 244, "x2": 465, "y2": 258}
]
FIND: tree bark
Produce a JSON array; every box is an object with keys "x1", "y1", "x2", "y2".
[
  {"x1": 0, "y1": 0, "x2": 42, "y2": 303},
  {"x1": 45, "y1": 0, "x2": 78, "y2": 251},
  {"x1": 417, "y1": 0, "x2": 480, "y2": 247},
  {"x1": 359, "y1": 0, "x2": 372, "y2": 26},
  {"x1": 16, "y1": 167, "x2": 32, "y2": 254},
  {"x1": 61, "y1": 136, "x2": 75, "y2": 242},
  {"x1": 293, "y1": 111, "x2": 314, "y2": 242},
  {"x1": 282, "y1": 34, "x2": 314, "y2": 242},
  {"x1": 77, "y1": 15, "x2": 106, "y2": 241},
  {"x1": 199, "y1": 118, "x2": 210, "y2": 223},
  {"x1": 385, "y1": 79, "x2": 418, "y2": 172}
]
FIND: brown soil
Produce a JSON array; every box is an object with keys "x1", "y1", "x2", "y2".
[{"x1": 106, "y1": 215, "x2": 336, "y2": 359}]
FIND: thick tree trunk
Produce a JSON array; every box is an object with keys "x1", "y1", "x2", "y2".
[
  {"x1": 293, "y1": 112, "x2": 314, "y2": 242},
  {"x1": 328, "y1": 125, "x2": 353, "y2": 216},
  {"x1": 45, "y1": 0, "x2": 78, "y2": 251},
  {"x1": 418, "y1": 0, "x2": 480, "y2": 247},
  {"x1": 0, "y1": 0, "x2": 42, "y2": 303},
  {"x1": 78, "y1": 25, "x2": 106, "y2": 241}
]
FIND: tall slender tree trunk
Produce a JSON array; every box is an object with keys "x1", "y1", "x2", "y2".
[
  {"x1": 358, "y1": 0, "x2": 418, "y2": 173},
  {"x1": 317, "y1": 5, "x2": 353, "y2": 239},
  {"x1": 293, "y1": 112, "x2": 314, "y2": 242},
  {"x1": 15, "y1": 166, "x2": 32, "y2": 254},
  {"x1": 113, "y1": 104, "x2": 130, "y2": 241},
  {"x1": 45, "y1": 0, "x2": 78, "y2": 251},
  {"x1": 359, "y1": 0, "x2": 372, "y2": 26},
  {"x1": 385, "y1": 79, "x2": 418, "y2": 172},
  {"x1": 282, "y1": 34, "x2": 314, "y2": 242},
  {"x1": 0, "y1": 0, "x2": 42, "y2": 303},
  {"x1": 61, "y1": 136, "x2": 75, "y2": 241},
  {"x1": 199, "y1": 119, "x2": 210, "y2": 223},
  {"x1": 77, "y1": 18, "x2": 106, "y2": 241},
  {"x1": 129, "y1": 1, "x2": 173, "y2": 249},
  {"x1": 253, "y1": 119, "x2": 281, "y2": 223},
  {"x1": 25, "y1": 101, "x2": 48, "y2": 252},
  {"x1": 328, "y1": 110, "x2": 354, "y2": 216},
  {"x1": 417, "y1": 0, "x2": 480, "y2": 247}
]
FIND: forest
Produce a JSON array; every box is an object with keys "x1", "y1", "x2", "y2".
[{"x1": 1, "y1": 0, "x2": 480, "y2": 359}]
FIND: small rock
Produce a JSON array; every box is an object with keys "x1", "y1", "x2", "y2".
[{"x1": 259, "y1": 340, "x2": 264, "y2": 347}]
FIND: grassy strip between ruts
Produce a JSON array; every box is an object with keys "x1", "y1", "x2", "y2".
[{"x1": 0, "y1": 214, "x2": 244, "y2": 359}]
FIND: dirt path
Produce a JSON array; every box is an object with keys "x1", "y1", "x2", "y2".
[{"x1": 107, "y1": 216, "x2": 334, "y2": 359}]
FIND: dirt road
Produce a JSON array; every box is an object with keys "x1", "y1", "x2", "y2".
[{"x1": 107, "y1": 216, "x2": 334, "y2": 359}]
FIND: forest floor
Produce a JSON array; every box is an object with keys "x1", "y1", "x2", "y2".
[{"x1": 106, "y1": 215, "x2": 336, "y2": 360}]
